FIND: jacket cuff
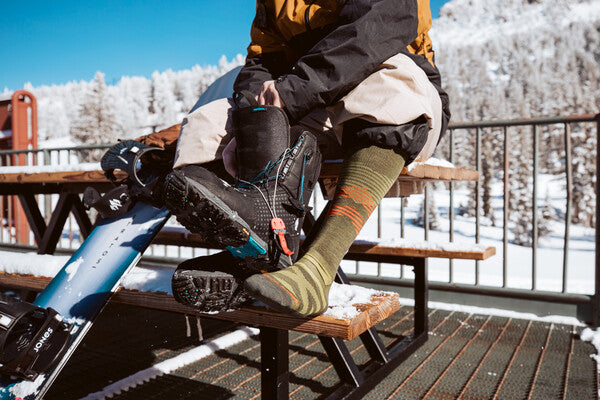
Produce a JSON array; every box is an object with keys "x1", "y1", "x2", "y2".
[{"x1": 275, "y1": 74, "x2": 321, "y2": 122}]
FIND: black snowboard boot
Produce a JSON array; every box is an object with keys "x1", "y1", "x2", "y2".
[
  {"x1": 171, "y1": 251, "x2": 252, "y2": 312},
  {"x1": 164, "y1": 100, "x2": 322, "y2": 271}
]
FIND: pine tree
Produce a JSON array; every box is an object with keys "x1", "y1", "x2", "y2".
[
  {"x1": 537, "y1": 190, "x2": 554, "y2": 240},
  {"x1": 148, "y1": 71, "x2": 179, "y2": 132},
  {"x1": 70, "y1": 71, "x2": 122, "y2": 160},
  {"x1": 414, "y1": 191, "x2": 439, "y2": 231}
]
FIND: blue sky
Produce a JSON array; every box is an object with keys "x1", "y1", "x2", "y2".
[{"x1": 0, "y1": 0, "x2": 450, "y2": 90}]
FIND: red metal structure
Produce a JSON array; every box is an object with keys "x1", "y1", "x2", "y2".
[{"x1": 0, "y1": 90, "x2": 38, "y2": 243}]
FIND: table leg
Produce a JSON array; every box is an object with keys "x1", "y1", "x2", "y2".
[
  {"x1": 17, "y1": 192, "x2": 47, "y2": 244},
  {"x1": 38, "y1": 193, "x2": 75, "y2": 254},
  {"x1": 413, "y1": 258, "x2": 429, "y2": 335},
  {"x1": 260, "y1": 327, "x2": 289, "y2": 400}
]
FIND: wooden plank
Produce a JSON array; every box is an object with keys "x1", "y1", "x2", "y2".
[
  {"x1": 0, "y1": 170, "x2": 128, "y2": 184},
  {"x1": 0, "y1": 160, "x2": 476, "y2": 186},
  {"x1": 0, "y1": 272, "x2": 400, "y2": 340},
  {"x1": 348, "y1": 241, "x2": 496, "y2": 261},
  {"x1": 153, "y1": 229, "x2": 496, "y2": 261},
  {"x1": 321, "y1": 162, "x2": 478, "y2": 182}
]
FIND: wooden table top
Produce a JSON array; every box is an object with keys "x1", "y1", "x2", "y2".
[{"x1": 0, "y1": 162, "x2": 477, "y2": 198}]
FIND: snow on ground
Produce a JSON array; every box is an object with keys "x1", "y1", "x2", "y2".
[
  {"x1": 79, "y1": 327, "x2": 259, "y2": 400},
  {"x1": 581, "y1": 327, "x2": 600, "y2": 373}
]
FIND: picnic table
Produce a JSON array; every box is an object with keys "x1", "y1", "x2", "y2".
[{"x1": 0, "y1": 160, "x2": 494, "y2": 399}]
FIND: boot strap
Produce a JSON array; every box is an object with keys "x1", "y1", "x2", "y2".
[{"x1": 234, "y1": 90, "x2": 260, "y2": 108}]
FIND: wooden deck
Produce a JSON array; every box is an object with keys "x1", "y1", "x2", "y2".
[{"x1": 36, "y1": 301, "x2": 598, "y2": 400}]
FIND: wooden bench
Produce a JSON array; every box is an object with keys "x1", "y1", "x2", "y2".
[
  {"x1": 0, "y1": 162, "x2": 493, "y2": 399},
  {"x1": 0, "y1": 236, "x2": 494, "y2": 399}
]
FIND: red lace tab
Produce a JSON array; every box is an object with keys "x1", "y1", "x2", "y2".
[
  {"x1": 271, "y1": 218, "x2": 294, "y2": 256},
  {"x1": 270, "y1": 217, "x2": 286, "y2": 230},
  {"x1": 277, "y1": 231, "x2": 294, "y2": 256}
]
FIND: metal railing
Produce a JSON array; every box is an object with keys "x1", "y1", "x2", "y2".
[
  {"x1": 0, "y1": 113, "x2": 599, "y2": 323},
  {"x1": 351, "y1": 114, "x2": 600, "y2": 324}
]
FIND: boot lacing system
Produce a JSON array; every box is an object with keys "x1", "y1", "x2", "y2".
[{"x1": 235, "y1": 137, "x2": 308, "y2": 263}]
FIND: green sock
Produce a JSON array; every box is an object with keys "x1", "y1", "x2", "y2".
[{"x1": 244, "y1": 145, "x2": 405, "y2": 316}]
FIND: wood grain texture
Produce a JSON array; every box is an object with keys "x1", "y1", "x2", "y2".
[
  {"x1": 0, "y1": 162, "x2": 476, "y2": 186},
  {"x1": 154, "y1": 228, "x2": 496, "y2": 261},
  {"x1": 0, "y1": 170, "x2": 128, "y2": 184},
  {"x1": 0, "y1": 272, "x2": 400, "y2": 340},
  {"x1": 348, "y1": 242, "x2": 496, "y2": 261},
  {"x1": 321, "y1": 162, "x2": 478, "y2": 182}
]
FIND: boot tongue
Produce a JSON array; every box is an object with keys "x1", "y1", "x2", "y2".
[{"x1": 233, "y1": 104, "x2": 291, "y2": 181}]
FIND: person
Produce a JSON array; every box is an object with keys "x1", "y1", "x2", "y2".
[{"x1": 139, "y1": 0, "x2": 450, "y2": 317}]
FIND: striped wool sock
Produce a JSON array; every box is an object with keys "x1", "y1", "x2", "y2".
[{"x1": 244, "y1": 145, "x2": 405, "y2": 316}]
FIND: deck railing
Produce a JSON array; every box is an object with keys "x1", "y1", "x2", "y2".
[{"x1": 1, "y1": 114, "x2": 599, "y2": 323}]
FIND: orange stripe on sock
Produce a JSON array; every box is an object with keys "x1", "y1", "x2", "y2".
[
  {"x1": 335, "y1": 185, "x2": 376, "y2": 213},
  {"x1": 263, "y1": 273, "x2": 299, "y2": 305},
  {"x1": 329, "y1": 205, "x2": 363, "y2": 227},
  {"x1": 347, "y1": 186, "x2": 376, "y2": 213},
  {"x1": 328, "y1": 208, "x2": 359, "y2": 226},
  {"x1": 337, "y1": 204, "x2": 363, "y2": 220},
  {"x1": 328, "y1": 208, "x2": 361, "y2": 234}
]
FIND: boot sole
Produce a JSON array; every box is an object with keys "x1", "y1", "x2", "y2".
[
  {"x1": 165, "y1": 171, "x2": 293, "y2": 269},
  {"x1": 172, "y1": 269, "x2": 248, "y2": 313},
  {"x1": 164, "y1": 170, "x2": 268, "y2": 253}
]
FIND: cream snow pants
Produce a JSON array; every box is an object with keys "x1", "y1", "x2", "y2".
[{"x1": 173, "y1": 53, "x2": 443, "y2": 169}]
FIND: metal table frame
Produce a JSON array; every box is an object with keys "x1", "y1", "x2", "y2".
[{"x1": 255, "y1": 207, "x2": 429, "y2": 399}]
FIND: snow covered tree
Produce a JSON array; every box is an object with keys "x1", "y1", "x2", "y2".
[
  {"x1": 414, "y1": 190, "x2": 439, "y2": 230},
  {"x1": 537, "y1": 190, "x2": 555, "y2": 240},
  {"x1": 148, "y1": 71, "x2": 179, "y2": 132},
  {"x1": 70, "y1": 72, "x2": 122, "y2": 159}
]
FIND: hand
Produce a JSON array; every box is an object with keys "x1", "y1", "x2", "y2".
[
  {"x1": 222, "y1": 138, "x2": 238, "y2": 178},
  {"x1": 256, "y1": 80, "x2": 285, "y2": 108}
]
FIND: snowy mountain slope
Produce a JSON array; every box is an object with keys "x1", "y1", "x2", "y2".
[
  {"x1": 433, "y1": 0, "x2": 600, "y2": 47},
  {"x1": 431, "y1": 0, "x2": 600, "y2": 120}
]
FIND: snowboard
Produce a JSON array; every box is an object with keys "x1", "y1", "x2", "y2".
[
  {"x1": 0, "y1": 64, "x2": 240, "y2": 400},
  {"x1": 0, "y1": 203, "x2": 170, "y2": 399}
]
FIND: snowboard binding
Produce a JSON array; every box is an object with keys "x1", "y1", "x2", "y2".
[
  {"x1": 0, "y1": 295, "x2": 71, "y2": 381},
  {"x1": 84, "y1": 140, "x2": 166, "y2": 218}
]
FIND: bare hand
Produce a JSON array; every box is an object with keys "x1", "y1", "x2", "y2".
[
  {"x1": 222, "y1": 137, "x2": 237, "y2": 178},
  {"x1": 257, "y1": 80, "x2": 285, "y2": 108}
]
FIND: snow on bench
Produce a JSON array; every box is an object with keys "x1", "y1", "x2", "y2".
[
  {"x1": 0, "y1": 250, "x2": 400, "y2": 340},
  {"x1": 349, "y1": 237, "x2": 496, "y2": 260}
]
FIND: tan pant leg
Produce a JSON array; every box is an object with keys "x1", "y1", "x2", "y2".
[
  {"x1": 327, "y1": 53, "x2": 443, "y2": 163},
  {"x1": 173, "y1": 97, "x2": 235, "y2": 169},
  {"x1": 173, "y1": 52, "x2": 442, "y2": 169}
]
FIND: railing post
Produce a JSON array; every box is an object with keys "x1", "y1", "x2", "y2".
[
  {"x1": 503, "y1": 126, "x2": 509, "y2": 288},
  {"x1": 475, "y1": 127, "x2": 481, "y2": 285},
  {"x1": 595, "y1": 115, "x2": 600, "y2": 326},
  {"x1": 449, "y1": 129, "x2": 454, "y2": 283},
  {"x1": 563, "y1": 124, "x2": 572, "y2": 293},
  {"x1": 532, "y1": 125, "x2": 538, "y2": 290},
  {"x1": 43, "y1": 149, "x2": 52, "y2": 223}
]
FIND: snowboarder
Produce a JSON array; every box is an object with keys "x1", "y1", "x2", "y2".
[{"x1": 139, "y1": 0, "x2": 450, "y2": 317}]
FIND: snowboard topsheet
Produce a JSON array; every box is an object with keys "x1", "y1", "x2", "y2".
[
  {"x1": 0, "y1": 64, "x2": 240, "y2": 400},
  {"x1": 0, "y1": 203, "x2": 170, "y2": 400}
]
